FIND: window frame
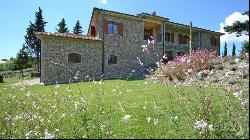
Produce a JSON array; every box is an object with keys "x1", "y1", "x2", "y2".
[
  {"x1": 108, "y1": 21, "x2": 118, "y2": 35},
  {"x1": 67, "y1": 52, "x2": 82, "y2": 63},
  {"x1": 179, "y1": 34, "x2": 189, "y2": 44},
  {"x1": 165, "y1": 32, "x2": 175, "y2": 44}
]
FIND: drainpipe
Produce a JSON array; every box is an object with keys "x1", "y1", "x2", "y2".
[{"x1": 102, "y1": 17, "x2": 105, "y2": 78}]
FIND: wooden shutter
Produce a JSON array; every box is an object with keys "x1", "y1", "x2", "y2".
[
  {"x1": 103, "y1": 19, "x2": 108, "y2": 33},
  {"x1": 171, "y1": 33, "x2": 174, "y2": 43},
  {"x1": 118, "y1": 22, "x2": 123, "y2": 36}
]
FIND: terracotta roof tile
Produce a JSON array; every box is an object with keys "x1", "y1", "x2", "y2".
[{"x1": 35, "y1": 32, "x2": 102, "y2": 41}]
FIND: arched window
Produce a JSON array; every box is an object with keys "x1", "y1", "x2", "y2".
[{"x1": 68, "y1": 53, "x2": 81, "y2": 63}]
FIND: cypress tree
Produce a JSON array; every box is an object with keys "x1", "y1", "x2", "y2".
[
  {"x1": 73, "y1": 20, "x2": 82, "y2": 34},
  {"x1": 56, "y1": 18, "x2": 69, "y2": 33},
  {"x1": 24, "y1": 7, "x2": 47, "y2": 72},
  {"x1": 232, "y1": 42, "x2": 236, "y2": 56},
  {"x1": 223, "y1": 42, "x2": 227, "y2": 57}
]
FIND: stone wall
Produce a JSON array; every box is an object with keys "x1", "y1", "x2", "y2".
[
  {"x1": 40, "y1": 36, "x2": 102, "y2": 84},
  {"x1": 95, "y1": 12, "x2": 163, "y2": 79}
]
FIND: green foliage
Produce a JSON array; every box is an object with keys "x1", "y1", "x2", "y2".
[
  {"x1": 223, "y1": 42, "x2": 227, "y2": 57},
  {"x1": 241, "y1": 41, "x2": 249, "y2": 54},
  {"x1": 223, "y1": 11, "x2": 249, "y2": 37},
  {"x1": 24, "y1": 7, "x2": 47, "y2": 72},
  {"x1": 229, "y1": 66, "x2": 238, "y2": 71},
  {"x1": 56, "y1": 18, "x2": 69, "y2": 33},
  {"x1": 73, "y1": 20, "x2": 82, "y2": 34},
  {"x1": 214, "y1": 63, "x2": 224, "y2": 70},
  {"x1": 14, "y1": 45, "x2": 29, "y2": 77},
  {"x1": 232, "y1": 42, "x2": 236, "y2": 56}
]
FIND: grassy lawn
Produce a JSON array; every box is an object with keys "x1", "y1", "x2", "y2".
[{"x1": 0, "y1": 78, "x2": 248, "y2": 139}]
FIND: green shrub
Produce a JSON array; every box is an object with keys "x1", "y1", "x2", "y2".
[
  {"x1": 229, "y1": 66, "x2": 238, "y2": 71},
  {"x1": 214, "y1": 63, "x2": 224, "y2": 70},
  {"x1": 229, "y1": 60, "x2": 236, "y2": 65}
]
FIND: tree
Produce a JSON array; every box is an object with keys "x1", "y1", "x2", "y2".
[
  {"x1": 224, "y1": 11, "x2": 249, "y2": 37},
  {"x1": 223, "y1": 42, "x2": 227, "y2": 57},
  {"x1": 224, "y1": 11, "x2": 249, "y2": 55},
  {"x1": 24, "y1": 7, "x2": 47, "y2": 72},
  {"x1": 56, "y1": 18, "x2": 69, "y2": 33},
  {"x1": 232, "y1": 42, "x2": 236, "y2": 56},
  {"x1": 14, "y1": 45, "x2": 29, "y2": 78},
  {"x1": 241, "y1": 41, "x2": 249, "y2": 54},
  {"x1": 73, "y1": 20, "x2": 83, "y2": 34}
]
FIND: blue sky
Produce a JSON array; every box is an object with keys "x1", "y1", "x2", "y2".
[{"x1": 0, "y1": 0, "x2": 249, "y2": 59}]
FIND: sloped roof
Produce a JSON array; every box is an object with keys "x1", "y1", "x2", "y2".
[{"x1": 35, "y1": 32, "x2": 102, "y2": 41}]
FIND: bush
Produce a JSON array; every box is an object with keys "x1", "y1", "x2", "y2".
[
  {"x1": 160, "y1": 49, "x2": 218, "y2": 80},
  {"x1": 229, "y1": 66, "x2": 238, "y2": 71},
  {"x1": 229, "y1": 60, "x2": 236, "y2": 65},
  {"x1": 214, "y1": 63, "x2": 224, "y2": 70}
]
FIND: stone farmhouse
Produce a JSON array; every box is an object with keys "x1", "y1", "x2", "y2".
[{"x1": 35, "y1": 7, "x2": 223, "y2": 84}]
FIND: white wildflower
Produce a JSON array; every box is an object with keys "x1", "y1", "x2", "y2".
[
  {"x1": 194, "y1": 120, "x2": 208, "y2": 132},
  {"x1": 187, "y1": 59, "x2": 191, "y2": 63},
  {"x1": 235, "y1": 58, "x2": 240, "y2": 63},
  {"x1": 40, "y1": 82, "x2": 45, "y2": 86},
  {"x1": 144, "y1": 81, "x2": 148, "y2": 85},
  {"x1": 174, "y1": 116, "x2": 178, "y2": 121},
  {"x1": 153, "y1": 118, "x2": 159, "y2": 125},
  {"x1": 187, "y1": 69, "x2": 193, "y2": 73},
  {"x1": 25, "y1": 131, "x2": 32, "y2": 139},
  {"x1": 233, "y1": 90, "x2": 242, "y2": 99},
  {"x1": 26, "y1": 91, "x2": 32, "y2": 97},
  {"x1": 123, "y1": 115, "x2": 131, "y2": 121},
  {"x1": 208, "y1": 124, "x2": 214, "y2": 131},
  {"x1": 44, "y1": 129, "x2": 54, "y2": 139},
  {"x1": 146, "y1": 117, "x2": 151, "y2": 123},
  {"x1": 55, "y1": 83, "x2": 60, "y2": 88},
  {"x1": 132, "y1": 70, "x2": 135, "y2": 73},
  {"x1": 74, "y1": 71, "x2": 80, "y2": 80}
]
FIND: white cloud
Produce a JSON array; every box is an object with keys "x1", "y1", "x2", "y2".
[
  {"x1": 99, "y1": 0, "x2": 107, "y2": 4},
  {"x1": 218, "y1": 12, "x2": 249, "y2": 43}
]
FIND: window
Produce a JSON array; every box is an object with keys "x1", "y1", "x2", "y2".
[
  {"x1": 91, "y1": 26, "x2": 96, "y2": 36},
  {"x1": 165, "y1": 32, "x2": 174, "y2": 43},
  {"x1": 144, "y1": 29, "x2": 153, "y2": 40},
  {"x1": 108, "y1": 22, "x2": 118, "y2": 34},
  {"x1": 68, "y1": 53, "x2": 81, "y2": 63},
  {"x1": 179, "y1": 34, "x2": 189, "y2": 44},
  {"x1": 108, "y1": 55, "x2": 117, "y2": 64},
  {"x1": 211, "y1": 37, "x2": 218, "y2": 46}
]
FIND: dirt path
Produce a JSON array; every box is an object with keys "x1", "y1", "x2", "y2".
[{"x1": 11, "y1": 78, "x2": 40, "y2": 86}]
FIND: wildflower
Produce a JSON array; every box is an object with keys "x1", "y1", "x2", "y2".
[
  {"x1": 233, "y1": 90, "x2": 242, "y2": 99},
  {"x1": 187, "y1": 69, "x2": 193, "y2": 73},
  {"x1": 74, "y1": 71, "x2": 80, "y2": 80},
  {"x1": 20, "y1": 86, "x2": 26, "y2": 91},
  {"x1": 235, "y1": 58, "x2": 240, "y2": 63},
  {"x1": 40, "y1": 82, "x2": 45, "y2": 86},
  {"x1": 25, "y1": 131, "x2": 32, "y2": 139},
  {"x1": 153, "y1": 118, "x2": 159, "y2": 125},
  {"x1": 208, "y1": 124, "x2": 214, "y2": 131},
  {"x1": 26, "y1": 91, "x2": 32, "y2": 97},
  {"x1": 146, "y1": 117, "x2": 151, "y2": 123},
  {"x1": 123, "y1": 115, "x2": 131, "y2": 121},
  {"x1": 132, "y1": 70, "x2": 135, "y2": 73},
  {"x1": 44, "y1": 129, "x2": 54, "y2": 139},
  {"x1": 144, "y1": 81, "x2": 148, "y2": 85},
  {"x1": 194, "y1": 120, "x2": 208, "y2": 133},
  {"x1": 55, "y1": 83, "x2": 60, "y2": 88},
  {"x1": 143, "y1": 106, "x2": 146, "y2": 110},
  {"x1": 174, "y1": 116, "x2": 178, "y2": 121}
]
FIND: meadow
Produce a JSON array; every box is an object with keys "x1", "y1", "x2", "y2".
[{"x1": 0, "y1": 76, "x2": 248, "y2": 139}]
